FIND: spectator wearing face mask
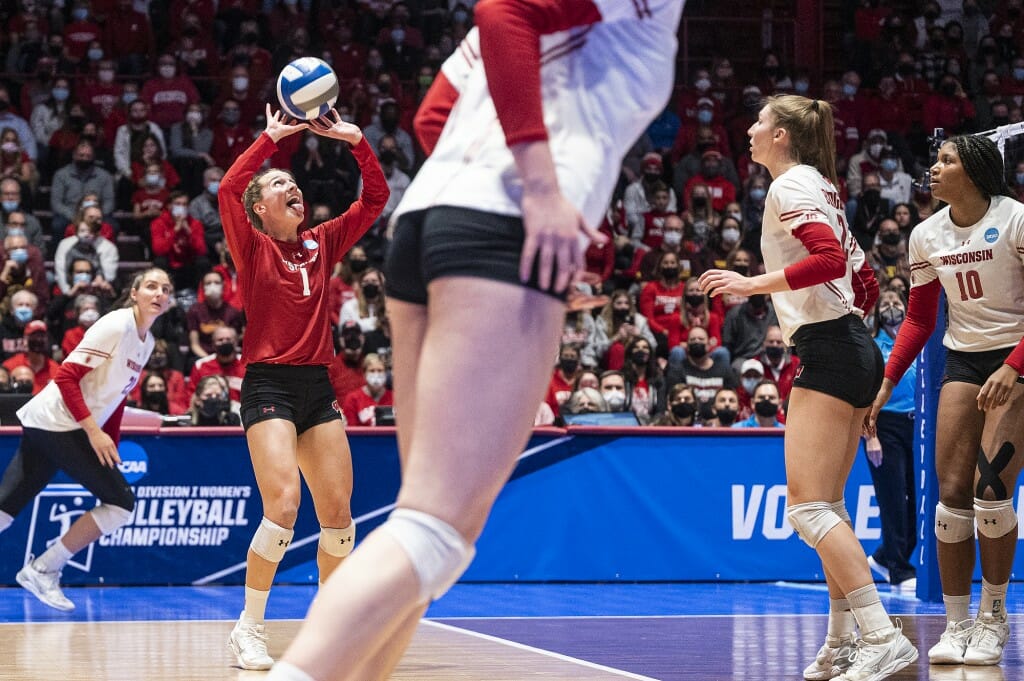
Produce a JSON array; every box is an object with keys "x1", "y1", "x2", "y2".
[
  {"x1": 684, "y1": 150, "x2": 736, "y2": 214},
  {"x1": 877, "y1": 147, "x2": 912, "y2": 206},
  {"x1": 923, "y1": 75, "x2": 976, "y2": 140},
  {"x1": 704, "y1": 387, "x2": 741, "y2": 428},
  {"x1": 651, "y1": 383, "x2": 699, "y2": 427},
  {"x1": 852, "y1": 171, "x2": 894, "y2": 252},
  {"x1": 0, "y1": 86, "x2": 37, "y2": 162},
  {"x1": 340, "y1": 268, "x2": 386, "y2": 335},
  {"x1": 0, "y1": 229, "x2": 47, "y2": 306},
  {"x1": 1, "y1": 127, "x2": 38, "y2": 196},
  {"x1": 189, "y1": 166, "x2": 225, "y2": 254},
  {"x1": 623, "y1": 335, "x2": 665, "y2": 426},
  {"x1": 132, "y1": 161, "x2": 171, "y2": 221},
  {"x1": 624, "y1": 153, "x2": 678, "y2": 236},
  {"x1": 672, "y1": 124, "x2": 740, "y2": 196},
  {"x1": 3, "y1": 319, "x2": 57, "y2": 394},
  {"x1": 562, "y1": 387, "x2": 608, "y2": 416},
  {"x1": 53, "y1": 218, "x2": 118, "y2": 295},
  {"x1": 1, "y1": 180, "x2": 44, "y2": 251},
  {"x1": 113, "y1": 100, "x2": 166, "y2": 188},
  {"x1": 141, "y1": 55, "x2": 200, "y2": 131},
  {"x1": 9, "y1": 364, "x2": 35, "y2": 394},
  {"x1": 670, "y1": 97, "x2": 732, "y2": 162},
  {"x1": 131, "y1": 133, "x2": 181, "y2": 195},
  {"x1": 664, "y1": 325, "x2": 736, "y2": 419},
  {"x1": 58, "y1": 294, "x2": 101, "y2": 356},
  {"x1": 735, "y1": 358, "x2": 765, "y2": 419},
  {"x1": 127, "y1": 338, "x2": 189, "y2": 415},
  {"x1": 706, "y1": 215, "x2": 744, "y2": 271},
  {"x1": 867, "y1": 218, "x2": 912, "y2": 290},
  {"x1": 599, "y1": 370, "x2": 628, "y2": 414},
  {"x1": 591, "y1": 290, "x2": 657, "y2": 370},
  {"x1": 634, "y1": 182, "x2": 674, "y2": 250},
  {"x1": 342, "y1": 353, "x2": 393, "y2": 426},
  {"x1": 50, "y1": 140, "x2": 115, "y2": 242},
  {"x1": 638, "y1": 251, "x2": 686, "y2": 352},
  {"x1": 210, "y1": 100, "x2": 248, "y2": 170},
  {"x1": 722, "y1": 292, "x2": 778, "y2": 375},
  {"x1": 329, "y1": 321, "x2": 367, "y2": 403},
  {"x1": 635, "y1": 214, "x2": 708, "y2": 283},
  {"x1": 189, "y1": 374, "x2": 239, "y2": 426},
  {"x1": 1, "y1": 289, "x2": 40, "y2": 358},
  {"x1": 104, "y1": 0, "x2": 155, "y2": 75},
  {"x1": 186, "y1": 270, "x2": 243, "y2": 359},
  {"x1": 682, "y1": 182, "x2": 720, "y2": 247},
  {"x1": 63, "y1": 195, "x2": 116, "y2": 241},
  {"x1": 136, "y1": 373, "x2": 169, "y2": 414},
  {"x1": 544, "y1": 343, "x2": 583, "y2": 414},
  {"x1": 328, "y1": 248, "x2": 367, "y2": 327},
  {"x1": 151, "y1": 191, "x2": 210, "y2": 291},
  {"x1": 733, "y1": 380, "x2": 784, "y2": 428},
  {"x1": 190, "y1": 325, "x2": 244, "y2": 406},
  {"x1": 753, "y1": 325, "x2": 799, "y2": 404},
  {"x1": 846, "y1": 128, "x2": 887, "y2": 212},
  {"x1": 78, "y1": 59, "x2": 124, "y2": 122}
]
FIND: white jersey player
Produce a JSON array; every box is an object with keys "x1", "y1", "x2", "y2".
[
  {"x1": 873, "y1": 136, "x2": 1024, "y2": 668},
  {"x1": 268, "y1": 2, "x2": 686, "y2": 681},
  {"x1": 0, "y1": 268, "x2": 173, "y2": 612}
]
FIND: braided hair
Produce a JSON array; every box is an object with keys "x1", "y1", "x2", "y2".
[{"x1": 950, "y1": 135, "x2": 1011, "y2": 199}]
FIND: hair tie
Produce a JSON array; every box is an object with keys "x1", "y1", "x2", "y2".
[{"x1": 810, "y1": 99, "x2": 820, "y2": 112}]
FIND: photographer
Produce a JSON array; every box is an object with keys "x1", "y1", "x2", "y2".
[{"x1": 188, "y1": 375, "x2": 239, "y2": 426}]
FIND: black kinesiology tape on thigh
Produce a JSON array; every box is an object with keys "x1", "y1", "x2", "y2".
[{"x1": 976, "y1": 442, "x2": 1015, "y2": 500}]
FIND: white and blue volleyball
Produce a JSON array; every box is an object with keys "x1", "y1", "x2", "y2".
[{"x1": 276, "y1": 57, "x2": 339, "y2": 121}]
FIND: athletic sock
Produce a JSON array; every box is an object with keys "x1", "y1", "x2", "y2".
[
  {"x1": 826, "y1": 597, "x2": 855, "y2": 642},
  {"x1": 847, "y1": 584, "x2": 896, "y2": 642},
  {"x1": 979, "y1": 578, "x2": 1009, "y2": 621},
  {"x1": 33, "y1": 539, "x2": 74, "y2": 573},
  {"x1": 943, "y1": 593, "x2": 971, "y2": 624},
  {"x1": 244, "y1": 586, "x2": 271, "y2": 623}
]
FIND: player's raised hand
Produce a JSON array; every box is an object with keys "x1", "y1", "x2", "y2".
[
  {"x1": 309, "y1": 109, "x2": 363, "y2": 145},
  {"x1": 264, "y1": 103, "x2": 309, "y2": 143}
]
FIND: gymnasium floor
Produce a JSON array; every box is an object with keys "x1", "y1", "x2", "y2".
[{"x1": 0, "y1": 581, "x2": 1019, "y2": 680}]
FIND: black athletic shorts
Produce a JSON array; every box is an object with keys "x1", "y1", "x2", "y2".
[
  {"x1": 0, "y1": 427, "x2": 134, "y2": 517},
  {"x1": 942, "y1": 346, "x2": 1024, "y2": 386},
  {"x1": 240, "y1": 363, "x2": 342, "y2": 434},
  {"x1": 791, "y1": 314, "x2": 884, "y2": 408},
  {"x1": 384, "y1": 206, "x2": 569, "y2": 305}
]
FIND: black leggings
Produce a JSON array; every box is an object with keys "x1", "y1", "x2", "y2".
[{"x1": 0, "y1": 427, "x2": 134, "y2": 517}]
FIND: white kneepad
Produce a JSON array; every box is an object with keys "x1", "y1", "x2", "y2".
[
  {"x1": 786, "y1": 501, "x2": 843, "y2": 548},
  {"x1": 319, "y1": 522, "x2": 356, "y2": 558},
  {"x1": 379, "y1": 508, "x2": 475, "y2": 603},
  {"x1": 250, "y1": 517, "x2": 295, "y2": 563},
  {"x1": 90, "y1": 503, "x2": 133, "y2": 534},
  {"x1": 934, "y1": 502, "x2": 975, "y2": 543},
  {"x1": 974, "y1": 498, "x2": 1017, "y2": 539},
  {"x1": 830, "y1": 499, "x2": 852, "y2": 525}
]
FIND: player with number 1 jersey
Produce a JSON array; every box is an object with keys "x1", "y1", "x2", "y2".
[{"x1": 218, "y1": 107, "x2": 387, "y2": 671}]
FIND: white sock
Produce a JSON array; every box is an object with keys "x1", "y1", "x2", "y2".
[
  {"x1": 943, "y1": 593, "x2": 971, "y2": 624},
  {"x1": 979, "y1": 578, "x2": 1009, "y2": 620},
  {"x1": 244, "y1": 586, "x2": 270, "y2": 622},
  {"x1": 847, "y1": 584, "x2": 896, "y2": 642},
  {"x1": 33, "y1": 539, "x2": 74, "y2": 573},
  {"x1": 0, "y1": 510, "x2": 13, "y2": 533},
  {"x1": 826, "y1": 598, "x2": 855, "y2": 642},
  {"x1": 266, "y1": 661, "x2": 317, "y2": 681}
]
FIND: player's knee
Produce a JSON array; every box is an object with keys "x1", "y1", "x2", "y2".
[
  {"x1": 830, "y1": 499, "x2": 851, "y2": 525},
  {"x1": 934, "y1": 502, "x2": 975, "y2": 543},
  {"x1": 90, "y1": 503, "x2": 133, "y2": 534},
  {"x1": 261, "y1": 492, "x2": 300, "y2": 528},
  {"x1": 378, "y1": 508, "x2": 475, "y2": 603},
  {"x1": 974, "y1": 498, "x2": 1017, "y2": 539},
  {"x1": 318, "y1": 521, "x2": 355, "y2": 558},
  {"x1": 250, "y1": 517, "x2": 295, "y2": 563},
  {"x1": 786, "y1": 501, "x2": 843, "y2": 548}
]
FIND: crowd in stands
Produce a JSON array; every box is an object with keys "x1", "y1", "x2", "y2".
[{"x1": 0, "y1": 0, "x2": 1014, "y2": 427}]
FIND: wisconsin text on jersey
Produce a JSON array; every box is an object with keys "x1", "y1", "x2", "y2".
[{"x1": 939, "y1": 248, "x2": 995, "y2": 266}]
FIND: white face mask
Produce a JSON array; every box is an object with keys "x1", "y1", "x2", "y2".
[
  {"x1": 602, "y1": 390, "x2": 626, "y2": 409},
  {"x1": 159, "y1": 65, "x2": 175, "y2": 78},
  {"x1": 78, "y1": 308, "x2": 100, "y2": 326},
  {"x1": 170, "y1": 204, "x2": 187, "y2": 218},
  {"x1": 232, "y1": 76, "x2": 249, "y2": 91},
  {"x1": 204, "y1": 283, "x2": 223, "y2": 298},
  {"x1": 721, "y1": 227, "x2": 741, "y2": 243},
  {"x1": 366, "y1": 372, "x2": 387, "y2": 388},
  {"x1": 868, "y1": 143, "x2": 883, "y2": 158},
  {"x1": 186, "y1": 111, "x2": 202, "y2": 125},
  {"x1": 741, "y1": 377, "x2": 760, "y2": 394},
  {"x1": 663, "y1": 231, "x2": 682, "y2": 246}
]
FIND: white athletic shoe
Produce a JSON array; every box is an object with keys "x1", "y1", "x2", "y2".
[
  {"x1": 964, "y1": 613, "x2": 1009, "y2": 666},
  {"x1": 803, "y1": 638, "x2": 855, "y2": 680},
  {"x1": 837, "y1": 624, "x2": 918, "y2": 681},
  {"x1": 15, "y1": 559, "x2": 74, "y2": 611},
  {"x1": 867, "y1": 556, "x2": 889, "y2": 583},
  {"x1": 929, "y1": 619, "x2": 974, "y2": 664},
  {"x1": 228, "y1": 614, "x2": 274, "y2": 670}
]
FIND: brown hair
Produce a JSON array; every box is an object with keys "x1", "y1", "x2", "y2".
[
  {"x1": 242, "y1": 168, "x2": 296, "y2": 233},
  {"x1": 763, "y1": 95, "x2": 839, "y2": 186}
]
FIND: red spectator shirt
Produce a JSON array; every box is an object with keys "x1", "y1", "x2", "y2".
[
  {"x1": 128, "y1": 368, "x2": 190, "y2": 415},
  {"x1": 149, "y1": 210, "x2": 207, "y2": 269},
  {"x1": 63, "y1": 20, "x2": 102, "y2": 61},
  {"x1": 3, "y1": 354, "x2": 59, "y2": 395},
  {"x1": 141, "y1": 76, "x2": 200, "y2": 129},
  {"x1": 185, "y1": 300, "x2": 244, "y2": 355},
  {"x1": 220, "y1": 133, "x2": 387, "y2": 366},
  {"x1": 190, "y1": 353, "x2": 245, "y2": 403},
  {"x1": 341, "y1": 386, "x2": 394, "y2": 426},
  {"x1": 638, "y1": 279, "x2": 684, "y2": 340},
  {"x1": 103, "y1": 9, "x2": 154, "y2": 59},
  {"x1": 328, "y1": 354, "x2": 366, "y2": 403}
]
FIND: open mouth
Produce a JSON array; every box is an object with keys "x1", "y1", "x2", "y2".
[{"x1": 286, "y1": 196, "x2": 303, "y2": 214}]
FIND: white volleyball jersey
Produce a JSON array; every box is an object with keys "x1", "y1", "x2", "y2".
[
  {"x1": 761, "y1": 164, "x2": 866, "y2": 345},
  {"x1": 393, "y1": 0, "x2": 686, "y2": 229},
  {"x1": 908, "y1": 195, "x2": 1024, "y2": 352},
  {"x1": 18, "y1": 308, "x2": 154, "y2": 431}
]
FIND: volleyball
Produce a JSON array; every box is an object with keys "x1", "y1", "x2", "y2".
[{"x1": 276, "y1": 57, "x2": 339, "y2": 121}]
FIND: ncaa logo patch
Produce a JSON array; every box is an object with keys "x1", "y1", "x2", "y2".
[
  {"x1": 303, "y1": 239, "x2": 319, "y2": 250},
  {"x1": 984, "y1": 227, "x2": 999, "y2": 243}
]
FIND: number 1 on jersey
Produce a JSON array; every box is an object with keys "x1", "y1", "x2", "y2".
[{"x1": 299, "y1": 267, "x2": 310, "y2": 296}]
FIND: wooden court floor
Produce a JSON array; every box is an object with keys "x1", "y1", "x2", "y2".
[{"x1": 0, "y1": 614, "x2": 1019, "y2": 680}]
